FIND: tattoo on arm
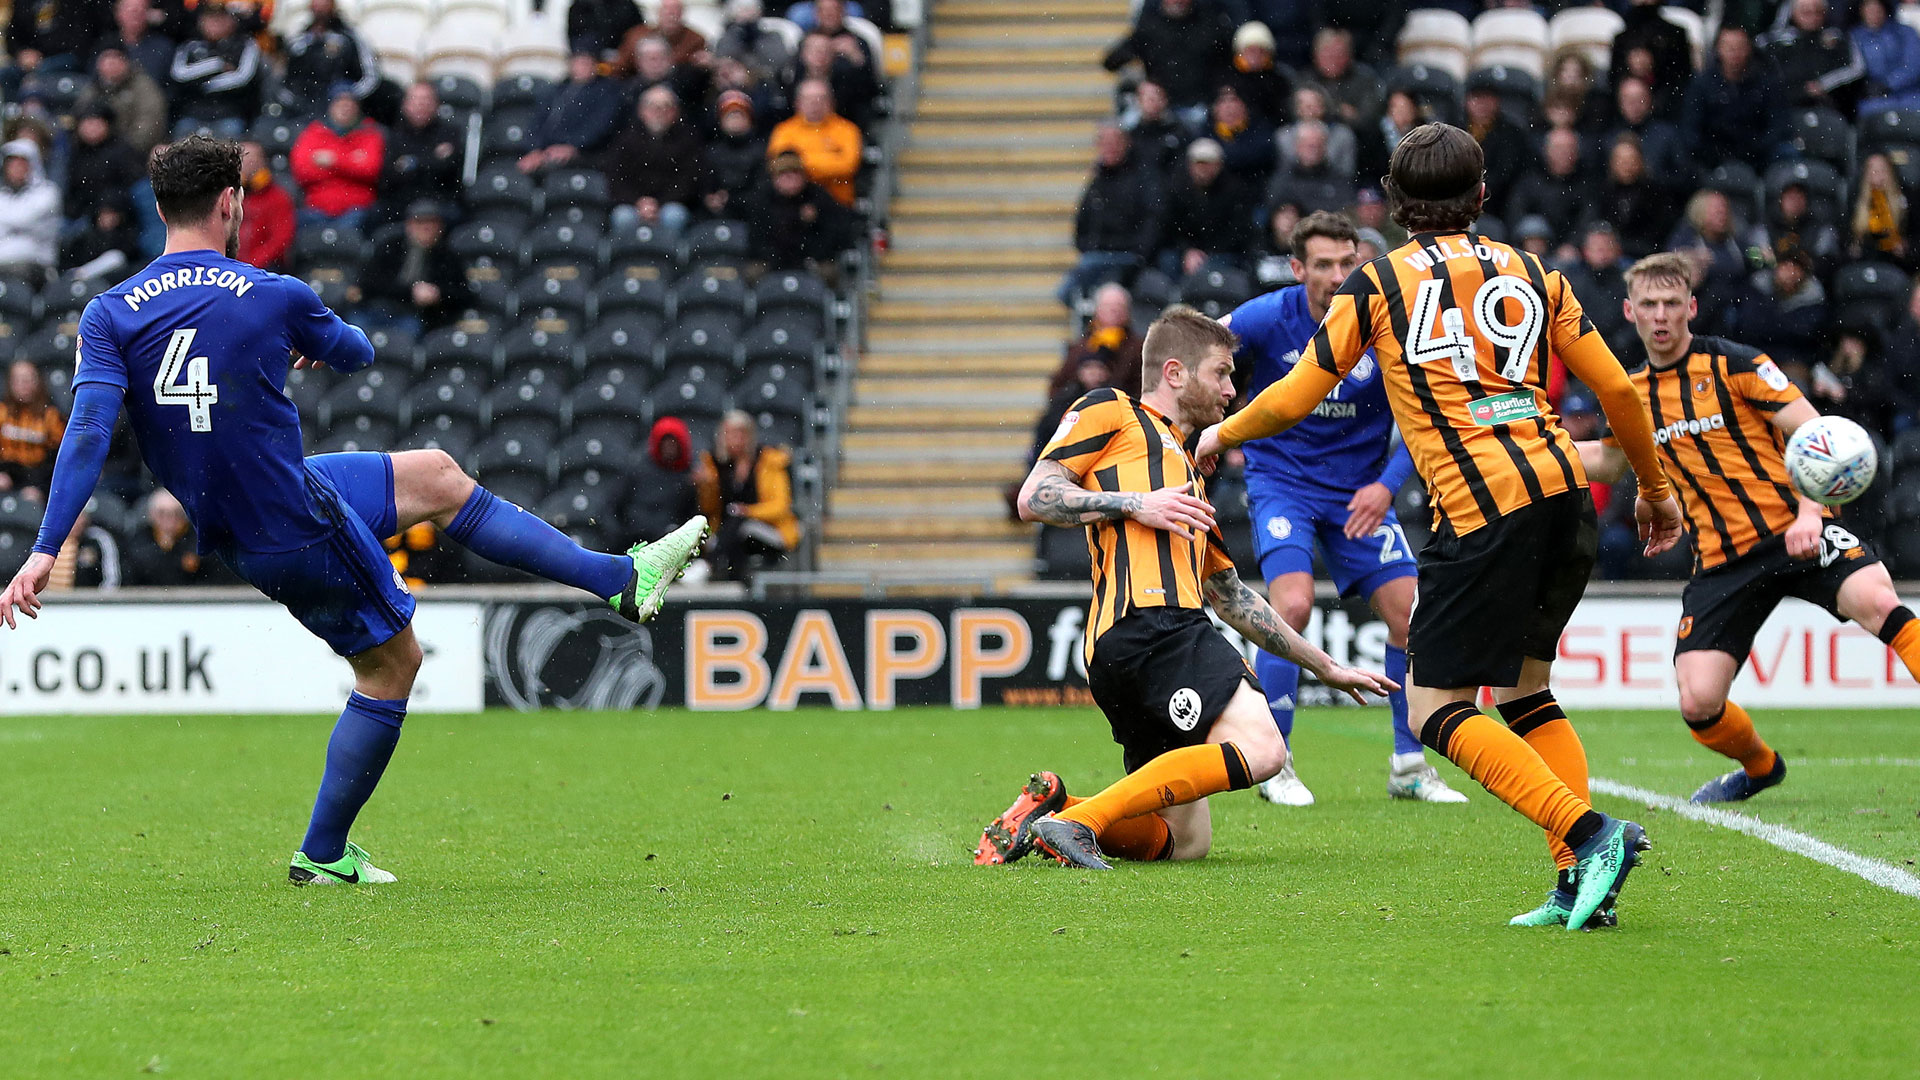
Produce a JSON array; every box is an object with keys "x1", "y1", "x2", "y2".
[
  {"x1": 1203, "y1": 568, "x2": 1297, "y2": 661},
  {"x1": 1024, "y1": 460, "x2": 1143, "y2": 526}
]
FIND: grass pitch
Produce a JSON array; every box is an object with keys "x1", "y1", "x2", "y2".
[{"x1": 2, "y1": 705, "x2": 1917, "y2": 1078}]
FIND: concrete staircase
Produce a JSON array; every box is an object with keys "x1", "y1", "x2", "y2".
[{"x1": 821, "y1": 0, "x2": 1125, "y2": 582}]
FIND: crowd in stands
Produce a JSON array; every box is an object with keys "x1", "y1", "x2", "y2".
[
  {"x1": 1059, "y1": 0, "x2": 1920, "y2": 579},
  {"x1": 0, "y1": 0, "x2": 883, "y2": 587}
]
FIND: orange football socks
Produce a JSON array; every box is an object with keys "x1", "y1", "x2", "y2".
[
  {"x1": 1056, "y1": 793, "x2": 1171, "y2": 860},
  {"x1": 1420, "y1": 702, "x2": 1603, "y2": 852},
  {"x1": 1498, "y1": 690, "x2": 1590, "y2": 872},
  {"x1": 1056, "y1": 743, "x2": 1251, "y2": 836},
  {"x1": 1878, "y1": 606, "x2": 1920, "y2": 682},
  {"x1": 1687, "y1": 701, "x2": 1777, "y2": 778}
]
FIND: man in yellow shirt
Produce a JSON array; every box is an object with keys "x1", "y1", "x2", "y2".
[{"x1": 768, "y1": 79, "x2": 862, "y2": 207}]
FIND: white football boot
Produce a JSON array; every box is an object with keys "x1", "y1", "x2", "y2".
[
  {"x1": 1387, "y1": 751, "x2": 1470, "y2": 803},
  {"x1": 1256, "y1": 763, "x2": 1315, "y2": 806}
]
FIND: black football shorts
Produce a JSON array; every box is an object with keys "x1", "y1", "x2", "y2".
[
  {"x1": 1086, "y1": 607, "x2": 1261, "y2": 774},
  {"x1": 1676, "y1": 525, "x2": 1882, "y2": 660}
]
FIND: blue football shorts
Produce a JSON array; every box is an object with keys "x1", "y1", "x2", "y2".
[
  {"x1": 223, "y1": 452, "x2": 414, "y2": 658},
  {"x1": 1246, "y1": 478, "x2": 1419, "y2": 598}
]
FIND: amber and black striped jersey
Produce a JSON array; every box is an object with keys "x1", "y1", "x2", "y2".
[
  {"x1": 1038, "y1": 388, "x2": 1238, "y2": 664},
  {"x1": 1219, "y1": 231, "x2": 1673, "y2": 534},
  {"x1": 1605, "y1": 336, "x2": 1808, "y2": 571}
]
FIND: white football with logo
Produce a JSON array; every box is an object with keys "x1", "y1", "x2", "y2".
[{"x1": 1784, "y1": 415, "x2": 1877, "y2": 506}]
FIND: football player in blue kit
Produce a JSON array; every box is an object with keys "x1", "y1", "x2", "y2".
[
  {"x1": 0, "y1": 138, "x2": 708, "y2": 885},
  {"x1": 1225, "y1": 211, "x2": 1467, "y2": 806}
]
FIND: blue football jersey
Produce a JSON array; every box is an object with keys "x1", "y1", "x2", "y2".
[
  {"x1": 74, "y1": 250, "x2": 374, "y2": 553},
  {"x1": 1226, "y1": 285, "x2": 1395, "y2": 495}
]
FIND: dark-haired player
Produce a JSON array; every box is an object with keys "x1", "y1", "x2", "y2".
[
  {"x1": 973, "y1": 306, "x2": 1396, "y2": 870},
  {"x1": 0, "y1": 137, "x2": 707, "y2": 885},
  {"x1": 1579, "y1": 252, "x2": 1920, "y2": 804},
  {"x1": 1197, "y1": 123, "x2": 1685, "y2": 929}
]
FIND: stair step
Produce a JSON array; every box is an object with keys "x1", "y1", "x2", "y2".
[
  {"x1": 831, "y1": 487, "x2": 1012, "y2": 517},
  {"x1": 937, "y1": 0, "x2": 1128, "y2": 17},
  {"x1": 896, "y1": 172, "x2": 1083, "y2": 200},
  {"x1": 840, "y1": 459, "x2": 1026, "y2": 484},
  {"x1": 933, "y1": 24, "x2": 1128, "y2": 50},
  {"x1": 883, "y1": 247, "x2": 1076, "y2": 272},
  {"x1": 847, "y1": 404, "x2": 1037, "y2": 429},
  {"x1": 889, "y1": 195, "x2": 1076, "y2": 219},
  {"x1": 889, "y1": 218, "x2": 1073, "y2": 249},
  {"x1": 924, "y1": 46, "x2": 1105, "y2": 69},
  {"x1": 824, "y1": 516, "x2": 1030, "y2": 541},
  {"x1": 879, "y1": 271, "x2": 1063, "y2": 302},
  {"x1": 861, "y1": 350, "x2": 1060, "y2": 375},
  {"x1": 856, "y1": 376, "x2": 1043, "y2": 407},
  {"x1": 899, "y1": 145, "x2": 1087, "y2": 169},
  {"x1": 844, "y1": 428, "x2": 1029, "y2": 454},
  {"x1": 918, "y1": 69, "x2": 1113, "y2": 97},
  {"x1": 871, "y1": 298, "x2": 1062, "y2": 323},
  {"x1": 818, "y1": 540, "x2": 1034, "y2": 566},
  {"x1": 917, "y1": 96, "x2": 1112, "y2": 120},
  {"x1": 908, "y1": 119, "x2": 1094, "y2": 149},
  {"x1": 867, "y1": 324, "x2": 1065, "y2": 351}
]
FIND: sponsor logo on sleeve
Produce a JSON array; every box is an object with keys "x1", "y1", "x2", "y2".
[
  {"x1": 1756, "y1": 359, "x2": 1791, "y2": 392},
  {"x1": 1051, "y1": 410, "x2": 1079, "y2": 444}
]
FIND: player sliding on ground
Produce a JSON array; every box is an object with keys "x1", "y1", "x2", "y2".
[
  {"x1": 1579, "y1": 253, "x2": 1920, "y2": 805},
  {"x1": 1225, "y1": 210, "x2": 1466, "y2": 806},
  {"x1": 973, "y1": 307, "x2": 1397, "y2": 869},
  {"x1": 1195, "y1": 124, "x2": 1686, "y2": 930},
  {"x1": 0, "y1": 137, "x2": 707, "y2": 886}
]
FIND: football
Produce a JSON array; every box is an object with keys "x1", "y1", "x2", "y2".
[{"x1": 1784, "y1": 415, "x2": 1878, "y2": 506}]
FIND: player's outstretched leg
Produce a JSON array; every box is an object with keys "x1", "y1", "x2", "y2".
[
  {"x1": 1495, "y1": 688, "x2": 1611, "y2": 926},
  {"x1": 390, "y1": 450, "x2": 705, "y2": 622},
  {"x1": 289, "y1": 627, "x2": 421, "y2": 885}
]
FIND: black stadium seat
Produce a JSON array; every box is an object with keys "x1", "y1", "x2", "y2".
[
  {"x1": 514, "y1": 270, "x2": 592, "y2": 320},
  {"x1": 480, "y1": 112, "x2": 538, "y2": 162},
  {"x1": 314, "y1": 426, "x2": 392, "y2": 455},
  {"x1": 607, "y1": 225, "x2": 681, "y2": 273},
  {"x1": 291, "y1": 223, "x2": 368, "y2": 271},
  {"x1": 753, "y1": 271, "x2": 834, "y2": 331},
  {"x1": 41, "y1": 274, "x2": 104, "y2": 318},
  {"x1": 492, "y1": 73, "x2": 552, "y2": 112},
  {"x1": 318, "y1": 369, "x2": 409, "y2": 432},
  {"x1": 403, "y1": 377, "x2": 485, "y2": 430},
  {"x1": 663, "y1": 311, "x2": 742, "y2": 368},
  {"x1": 1178, "y1": 267, "x2": 1254, "y2": 318},
  {"x1": 501, "y1": 320, "x2": 581, "y2": 373},
  {"x1": 537, "y1": 487, "x2": 620, "y2": 544},
  {"x1": 450, "y1": 218, "x2": 525, "y2": 265},
  {"x1": 0, "y1": 526, "x2": 29, "y2": 576},
  {"x1": 735, "y1": 371, "x2": 811, "y2": 448},
  {"x1": 672, "y1": 266, "x2": 750, "y2": 318},
  {"x1": 469, "y1": 431, "x2": 552, "y2": 489},
  {"x1": 647, "y1": 366, "x2": 729, "y2": 424},
  {"x1": 429, "y1": 73, "x2": 485, "y2": 114},
  {"x1": 1702, "y1": 160, "x2": 1764, "y2": 221},
  {"x1": 1834, "y1": 262, "x2": 1910, "y2": 307},
  {"x1": 362, "y1": 326, "x2": 418, "y2": 371},
  {"x1": 1765, "y1": 158, "x2": 1844, "y2": 218},
  {"x1": 0, "y1": 276, "x2": 38, "y2": 325},
  {"x1": 1787, "y1": 107, "x2": 1854, "y2": 171},
  {"x1": 398, "y1": 419, "x2": 479, "y2": 462},
  {"x1": 1386, "y1": 63, "x2": 1462, "y2": 124},
  {"x1": 594, "y1": 268, "x2": 671, "y2": 319},
  {"x1": 568, "y1": 366, "x2": 650, "y2": 424},
  {"x1": 523, "y1": 220, "x2": 602, "y2": 267},
  {"x1": 469, "y1": 164, "x2": 540, "y2": 225},
  {"x1": 418, "y1": 323, "x2": 501, "y2": 378},
  {"x1": 683, "y1": 219, "x2": 750, "y2": 267},
  {"x1": 284, "y1": 364, "x2": 334, "y2": 423},
  {"x1": 740, "y1": 318, "x2": 822, "y2": 368},
  {"x1": 581, "y1": 312, "x2": 663, "y2": 369},
  {"x1": 541, "y1": 168, "x2": 614, "y2": 215},
  {"x1": 1861, "y1": 106, "x2": 1920, "y2": 150},
  {"x1": 484, "y1": 376, "x2": 568, "y2": 430}
]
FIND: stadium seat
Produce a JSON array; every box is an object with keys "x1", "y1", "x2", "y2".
[
  {"x1": 418, "y1": 322, "x2": 502, "y2": 378},
  {"x1": 1177, "y1": 267, "x2": 1254, "y2": 319},
  {"x1": 450, "y1": 218, "x2": 525, "y2": 265},
  {"x1": 17, "y1": 321, "x2": 77, "y2": 367},
  {"x1": 491, "y1": 73, "x2": 553, "y2": 112},
  {"x1": 480, "y1": 111, "x2": 539, "y2": 162},
  {"x1": 740, "y1": 318, "x2": 823, "y2": 368},
  {"x1": 542, "y1": 168, "x2": 614, "y2": 215},
  {"x1": 734, "y1": 371, "x2": 812, "y2": 449},
  {"x1": 1660, "y1": 5, "x2": 1706, "y2": 67},
  {"x1": 740, "y1": 358, "x2": 813, "y2": 396},
  {"x1": 318, "y1": 369, "x2": 409, "y2": 432},
  {"x1": 404, "y1": 376, "x2": 485, "y2": 430},
  {"x1": 523, "y1": 220, "x2": 603, "y2": 267},
  {"x1": 500, "y1": 319, "x2": 581, "y2": 372},
  {"x1": 469, "y1": 164, "x2": 540, "y2": 225},
  {"x1": 1834, "y1": 262, "x2": 1911, "y2": 308},
  {"x1": 682, "y1": 219, "x2": 750, "y2": 268},
  {"x1": 0, "y1": 526, "x2": 29, "y2": 576},
  {"x1": 362, "y1": 325, "x2": 419, "y2": 372},
  {"x1": 647, "y1": 366, "x2": 730, "y2": 421},
  {"x1": 1861, "y1": 106, "x2": 1920, "y2": 150},
  {"x1": 396, "y1": 419, "x2": 479, "y2": 461},
  {"x1": 1547, "y1": 6, "x2": 1623, "y2": 70},
  {"x1": 513, "y1": 269, "x2": 592, "y2": 320},
  {"x1": 483, "y1": 374, "x2": 569, "y2": 431},
  {"x1": 581, "y1": 312, "x2": 664, "y2": 369},
  {"x1": 462, "y1": 262, "x2": 514, "y2": 316},
  {"x1": 752, "y1": 271, "x2": 834, "y2": 333},
  {"x1": 428, "y1": 72, "x2": 487, "y2": 114},
  {"x1": 82, "y1": 490, "x2": 131, "y2": 537},
  {"x1": 1787, "y1": 108, "x2": 1854, "y2": 172},
  {"x1": 284, "y1": 364, "x2": 333, "y2": 423},
  {"x1": 314, "y1": 423, "x2": 396, "y2": 455},
  {"x1": 470, "y1": 431, "x2": 552, "y2": 491},
  {"x1": 291, "y1": 223, "x2": 369, "y2": 271},
  {"x1": 0, "y1": 492, "x2": 44, "y2": 531},
  {"x1": 1702, "y1": 161, "x2": 1765, "y2": 221},
  {"x1": 40, "y1": 275, "x2": 103, "y2": 319},
  {"x1": 593, "y1": 267, "x2": 672, "y2": 320},
  {"x1": 554, "y1": 428, "x2": 636, "y2": 483},
  {"x1": 1397, "y1": 9, "x2": 1471, "y2": 80},
  {"x1": 1469, "y1": 9, "x2": 1548, "y2": 79},
  {"x1": 0, "y1": 277, "x2": 38, "y2": 325},
  {"x1": 250, "y1": 114, "x2": 301, "y2": 159},
  {"x1": 572, "y1": 414, "x2": 645, "y2": 451},
  {"x1": 662, "y1": 312, "x2": 742, "y2": 368},
  {"x1": 1764, "y1": 158, "x2": 1844, "y2": 217},
  {"x1": 623, "y1": 458, "x2": 698, "y2": 538},
  {"x1": 672, "y1": 266, "x2": 751, "y2": 319},
  {"x1": 567, "y1": 366, "x2": 650, "y2": 425},
  {"x1": 1469, "y1": 64, "x2": 1542, "y2": 126},
  {"x1": 536, "y1": 487, "x2": 620, "y2": 544},
  {"x1": 1387, "y1": 64, "x2": 1463, "y2": 124},
  {"x1": 607, "y1": 224, "x2": 682, "y2": 274}
]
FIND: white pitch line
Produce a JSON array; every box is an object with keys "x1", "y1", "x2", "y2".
[{"x1": 1589, "y1": 777, "x2": 1920, "y2": 901}]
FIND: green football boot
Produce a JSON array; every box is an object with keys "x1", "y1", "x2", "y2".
[
  {"x1": 611, "y1": 515, "x2": 709, "y2": 623},
  {"x1": 289, "y1": 841, "x2": 397, "y2": 886},
  {"x1": 1566, "y1": 817, "x2": 1649, "y2": 932},
  {"x1": 1510, "y1": 889, "x2": 1617, "y2": 929}
]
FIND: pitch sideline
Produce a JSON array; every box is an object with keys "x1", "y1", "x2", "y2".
[{"x1": 1590, "y1": 777, "x2": 1920, "y2": 900}]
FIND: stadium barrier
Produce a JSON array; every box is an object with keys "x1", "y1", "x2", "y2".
[{"x1": 6, "y1": 585, "x2": 1914, "y2": 713}]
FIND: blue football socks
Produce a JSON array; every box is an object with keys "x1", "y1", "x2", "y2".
[
  {"x1": 301, "y1": 692, "x2": 408, "y2": 864},
  {"x1": 1253, "y1": 648, "x2": 1299, "y2": 741},
  {"x1": 444, "y1": 486, "x2": 631, "y2": 598},
  {"x1": 1387, "y1": 643, "x2": 1422, "y2": 756}
]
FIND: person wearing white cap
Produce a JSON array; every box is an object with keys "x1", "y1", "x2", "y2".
[
  {"x1": 1225, "y1": 21, "x2": 1293, "y2": 123},
  {"x1": 0, "y1": 140, "x2": 59, "y2": 279},
  {"x1": 1160, "y1": 137, "x2": 1257, "y2": 278}
]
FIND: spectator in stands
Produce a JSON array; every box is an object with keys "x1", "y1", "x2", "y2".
[
  {"x1": 1854, "y1": 0, "x2": 1920, "y2": 119},
  {"x1": 1609, "y1": 0, "x2": 1694, "y2": 117},
  {"x1": 1303, "y1": 27, "x2": 1381, "y2": 130},
  {"x1": 1315, "y1": 3, "x2": 1401, "y2": 70},
  {"x1": 1606, "y1": 76, "x2": 1692, "y2": 195},
  {"x1": 1757, "y1": 177, "x2": 1844, "y2": 280},
  {"x1": 1125, "y1": 79, "x2": 1192, "y2": 177},
  {"x1": 236, "y1": 140, "x2": 294, "y2": 271},
  {"x1": 1507, "y1": 128, "x2": 1590, "y2": 252},
  {"x1": 518, "y1": 50, "x2": 628, "y2": 174},
  {"x1": 0, "y1": 141, "x2": 61, "y2": 282},
  {"x1": 1029, "y1": 347, "x2": 1117, "y2": 478},
  {"x1": 1252, "y1": 200, "x2": 1302, "y2": 288},
  {"x1": 75, "y1": 43, "x2": 167, "y2": 157},
  {"x1": 1353, "y1": 186, "x2": 1403, "y2": 248},
  {"x1": 46, "y1": 505, "x2": 120, "y2": 589},
  {"x1": 1591, "y1": 133, "x2": 1677, "y2": 258},
  {"x1": 377, "y1": 81, "x2": 462, "y2": 230},
  {"x1": 695, "y1": 410, "x2": 800, "y2": 581},
  {"x1": 1851, "y1": 151, "x2": 1914, "y2": 266},
  {"x1": 290, "y1": 86, "x2": 385, "y2": 229},
  {"x1": 1760, "y1": 0, "x2": 1864, "y2": 113},
  {"x1": 1884, "y1": 280, "x2": 1920, "y2": 432},
  {"x1": 743, "y1": 149, "x2": 848, "y2": 274},
  {"x1": 1159, "y1": 138, "x2": 1255, "y2": 277},
  {"x1": 362, "y1": 200, "x2": 470, "y2": 335},
  {"x1": 630, "y1": 32, "x2": 710, "y2": 111},
  {"x1": 1683, "y1": 27, "x2": 1777, "y2": 170},
  {"x1": 767, "y1": 78, "x2": 862, "y2": 207},
  {"x1": 169, "y1": 2, "x2": 262, "y2": 139},
  {"x1": 1277, "y1": 85, "x2": 1354, "y2": 180},
  {"x1": 1463, "y1": 73, "x2": 1534, "y2": 220},
  {"x1": 0, "y1": 360, "x2": 63, "y2": 500},
  {"x1": 705, "y1": 90, "x2": 767, "y2": 218},
  {"x1": 60, "y1": 192, "x2": 140, "y2": 279},
  {"x1": 712, "y1": 53, "x2": 786, "y2": 132},
  {"x1": 103, "y1": 0, "x2": 173, "y2": 85},
  {"x1": 1561, "y1": 223, "x2": 1634, "y2": 356},
  {"x1": 1810, "y1": 320, "x2": 1899, "y2": 439},
  {"x1": 64, "y1": 103, "x2": 141, "y2": 231},
  {"x1": 793, "y1": 30, "x2": 880, "y2": 130},
  {"x1": 124, "y1": 488, "x2": 238, "y2": 586},
  {"x1": 639, "y1": 415, "x2": 703, "y2": 540},
  {"x1": 1054, "y1": 282, "x2": 1141, "y2": 399},
  {"x1": 1670, "y1": 188, "x2": 1756, "y2": 331},
  {"x1": 598, "y1": 84, "x2": 709, "y2": 239},
  {"x1": 1101, "y1": 0, "x2": 1235, "y2": 122},
  {"x1": 1058, "y1": 124, "x2": 1160, "y2": 305},
  {"x1": 717, "y1": 0, "x2": 792, "y2": 79},
  {"x1": 808, "y1": 0, "x2": 874, "y2": 65},
  {"x1": 1206, "y1": 84, "x2": 1274, "y2": 190},
  {"x1": 621, "y1": 0, "x2": 709, "y2": 69},
  {"x1": 1747, "y1": 246, "x2": 1829, "y2": 382},
  {"x1": 1546, "y1": 49, "x2": 1612, "y2": 136},
  {"x1": 280, "y1": 0, "x2": 377, "y2": 119},
  {"x1": 567, "y1": 0, "x2": 643, "y2": 62},
  {"x1": 2, "y1": 0, "x2": 110, "y2": 101},
  {"x1": 1266, "y1": 120, "x2": 1352, "y2": 216},
  {"x1": 1360, "y1": 86, "x2": 1421, "y2": 182},
  {"x1": 1226, "y1": 21, "x2": 1292, "y2": 124}
]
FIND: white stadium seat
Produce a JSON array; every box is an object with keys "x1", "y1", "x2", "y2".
[
  {"x1": 1399, "y1": 9, "x2": 1471, "y2": 57},
  {"x1": 496, "y1": 11, "x2": 569, "y2": 80},
  {"x1": 1400, "y1": 45, "x2": 1469, "y2": 82},
  {"x1": 1902, "y1": 2, "x2": 1920, "y2": 36},
  {"x1": 356, "y1": 4, "x2": 431, "y2": 83},
  {"x1": 683, "y1": 4, "x2": 723, "y2": 42},
  {"x1": 1471, "y1": 45, "x2": 1545, "y2": 81},
  {"x1": 1661, "y1": 6, "x2": 1706, "y2": 68},
  {"x1": 1471, "y1": 8, "x2": 1548, "y2": 74},
  {"x1": 759, "y1": 16, "x2": 802, "y2": 53},
  {"x1": 423, "y1": 15, "x2": 501, "y2": 85},
  {"x1": 1548, "y1": 6, "x2": 1625, "y2": 71}
]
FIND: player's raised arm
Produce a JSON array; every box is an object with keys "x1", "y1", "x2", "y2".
[
  {"x1": 1195, "y1": 271, "x2": 1374, "y2": 460},
  {"x1": 282, "y1": 275, "x2": 374, "y2": 373}
]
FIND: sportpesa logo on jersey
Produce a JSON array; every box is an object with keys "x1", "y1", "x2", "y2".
[{"x1": 1654, "y1": 412, "x2": 1728, "y2": 444}]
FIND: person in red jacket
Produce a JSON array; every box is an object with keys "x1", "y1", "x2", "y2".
[
  {"x1": 290, "y1": 83, "x2": 384, "y2": 229},
  {"x1": 237, "y1": 139, "x2": 294, "y2": 269}
]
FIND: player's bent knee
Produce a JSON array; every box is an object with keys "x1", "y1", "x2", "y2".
[{"x1": 1676, "y1": 683, "x2": 1726, "y2": 726}]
